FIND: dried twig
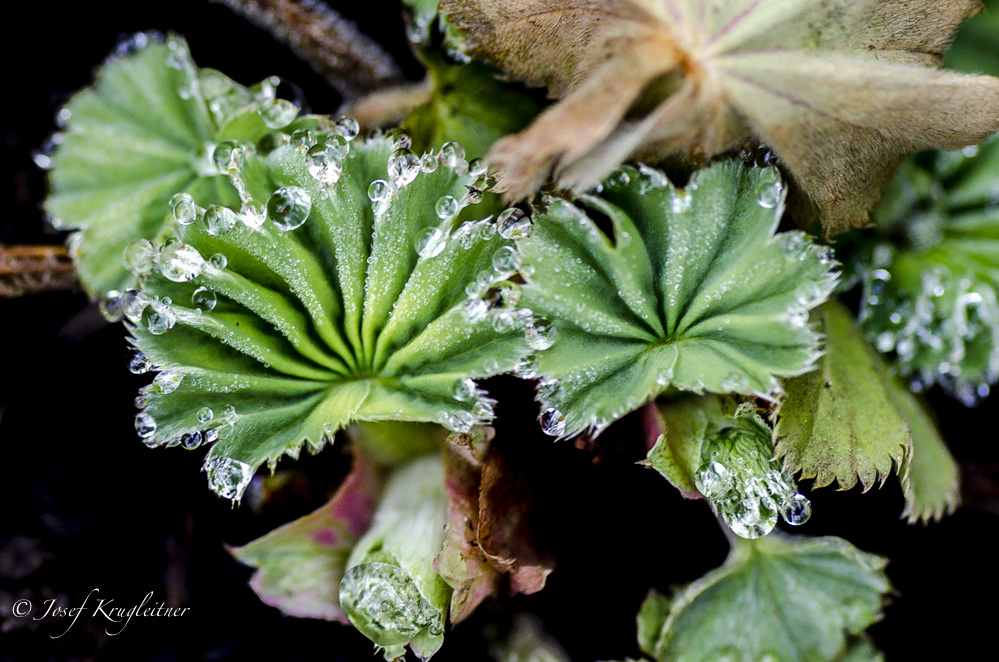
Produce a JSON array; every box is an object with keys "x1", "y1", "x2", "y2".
[
  {"x1": 0, "y1": 244, "x2": 78, "y2": 297},
  {"x1": 213, "y1": 0, "x2": 404, "y2": 97}
]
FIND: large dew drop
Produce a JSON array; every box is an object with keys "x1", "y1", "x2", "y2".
[
  {"x1": 123, "y1": 239, "x2": 157, "y2": 275},
  {"x1": 415, "y1": 227, "x2": 447, "y2": 259},
  {"x1": 257, "y1": 98, "x2": 299, "y2": 129},
  {"x1": 204, "y1": 456, "x2": 254, "y2": 501},
  {"x1": 203, "y1": 205, "x2": 238, "y2": 236},
  {"x1": 159, "y1": 241, "x2": 205, "y2": 282},
  {"x1": 540, "y1": 408, "x2": 566, "y2": 437},
  {"x1": 267, "y1": 186, "x2": 312, "y2": 231}
]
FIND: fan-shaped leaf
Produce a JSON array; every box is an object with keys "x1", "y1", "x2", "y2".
[
  {"x1": 517, "y1": 161, "x2": 838, "y2": 438},
  {"x1": 127, "y1": 131, "x2": 534, "y2": 501},
  {"x1": 645, "y1": 533, "x2": 889, "y2": 662},
  {"x1": 44, "y1": 35, "x2": 321, "y2": 296}
]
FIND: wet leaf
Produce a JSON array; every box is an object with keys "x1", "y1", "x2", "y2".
[
  {"x1": 44, "y1": 35, "x2": 320, "y2": 295},
  {"x1": 128, "y1": 130, "x2": 534, "y2": 501},
  {"x1": 645, "y1": 533, "x2": 890, "y2": 662},
  {"x1": 443, "y1": 0, "x2": 999, "y2": 233},
  {"x1": 776, "y1": 301, "x2": 959, "y2": 522},
  {"x1": 850, "y1": 134, "x2": 999, "y2": 405},
  {"x1": 517, "y1": 161, "x2": 837, "y2": 438},
  {"x1": 340, "y1": 454, "x2": 452, "y2": 660},
  {"x1": 230, "y1": 448, "x2": 380, "y2": 622}
]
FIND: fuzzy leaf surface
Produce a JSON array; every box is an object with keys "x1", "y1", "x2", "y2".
[
  {"x1": 130, "y1": 133, "x2": 533, "y2": 500},
  {"x1": 443, "y1": 0, "x2": 999, "y2": 233},
  {"x1": 44, "y1": 35, "x2": 314, "y2": 295},
  {"x1": 518, "y1": 161, "x2": 837, "y2": 437},
  {"x1": 776, "y1": 301, "x2": 959, "y2": 522},
  {"x1": 647, "y1": 533, "x2": 889, "y2": 662}
]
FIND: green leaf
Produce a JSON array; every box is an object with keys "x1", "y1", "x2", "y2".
[
  {"x1": 43, "y1": 35, "x2": 318, "y2": 296},
  {"x1": 340, "y1": 453, "x2": 451, "y2": 660},
  {"x1": 636, "y1": 590, "x2": 670, "y2": 658},
  {"x1": 775, "y1": 302, "x2": 908, "y2": 490},
  {"x1": 230, "y1": 448, "x2": 380, "y2": 622},
  {"x1": 404, "y1": 49, "x2": 541, "y2": 161},
  {"x1": 489, "y1": 614, "x2": 573, "y2": 662},
  {"x1": 646, "y1": 397, "x2": 811, "y2": 539},
  {"x1": 852, "y1": 134, "x2": 999, "y2": 405},
  {"x1": 517, "y1": 161, "x2": 838, "y2": 438},
  {"x1": 836, "y1": 638, "x2": 885, "y2": 662},
  {"x1": 945, "y1": 0, "x2": 999, "y2": 77},
  {"x1": 128, "y1": 131, "x2": 534, "y2": 501},
  {"x1": 647, "y1": 533, "x2": 890, "y2": 662},
  {"x1": 776, "y1": 301, "x2": 959, "y2": 522}
]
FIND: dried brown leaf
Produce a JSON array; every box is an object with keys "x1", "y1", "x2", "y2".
[{"x1": 443, "y1": 0, "x2": 999, "y2": 233}]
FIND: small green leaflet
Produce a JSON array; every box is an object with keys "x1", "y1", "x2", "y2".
[
  {"x1": 643, "y1": 533, "x2": 890, "y2": 662},
  {"x1": 44, "y1": 34, "x2": 317, "y2": 296},
  {"x1": 128, "y1": 131, "x2": 534, "y2": 501},
  {"x1": 517, "y1": 161, "x2": 838, "y2": 438},
  {"x1": 776, "y1": 301, "x2": 959, "y2": 523}
]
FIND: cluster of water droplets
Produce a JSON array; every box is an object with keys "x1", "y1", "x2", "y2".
[
  {"x1": 857, "y1": 245, "x2": 999, "y2": 405},
  {"x1": 691, "y1": 405, "x2": 811, "y2": 539},
  {"x1": 339, "y1": 562, "x2": 444, "y2": 653}
]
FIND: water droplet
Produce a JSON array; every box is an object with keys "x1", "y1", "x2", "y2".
[
  {"x1": 453, "y1": 378, "x2": 477, "y2": 402},
  {"x1": 159, "y1": 242, "x2": 204, "y2": 282},
  {"x1": 135, "y1": 412, "x2": 157, "y2": 438},
  {"x1": 368, "y1": 179, "x2": 391, "y2": 204},
  {"x1": 141, "y1": 303, "x2": 176, "y2": 335},
  {"x1": 388, "y1": 149, "x2": 420, "y2": 187},
  {"x1": 468, "y1": 158, "x2": 488, "y2": 177},
  {"x1": 462, "y1": 297, "x2": 489, "y2": 323},
  {"x1": 525, "y1": 319, "x2": 557, "y2": 350},
  {"x1": 415, "y1": 227, "x2": 448, "y2": 258},
  {"x1": 420, "y1": 153, "x2": 438, "y2": 173},
  {"x1": 204, "y1": 205, "x2": 238, "y2": 236},
  {"x1": 170, "y1": 193, "x2": 198, "y2": 225},
  {"x1": 99, "y1": 290, "x2": 123, "y2": 322},
  {"x1": 333, "y1": 117, "x2": 360, "y2": 140},
  {"x1": 153, "y1": 370, "x2": 183, "y2": 394},
  {"x1": 192, "y1": 286, "x2": 217, "y2": 311},
  {"x1": 204, "y1": 428, "x2": 220, "y2": 444},
  {"x1": 670, "y1": 189, "x2": 692, "y2": 213},
  {"x1": 181, "y1": 431, "x2": 203, "y2": 450},
  {"x1": 212, "y1": 140, "x2": 245, "y2": 174},
  {"x1": 540, "y1": 408, "x2": 567, "y2": 437},
  {"x1": 120, "y1": 290, "x2": 150, "y2": 322},
  {"x1": 289, "y1": 129, "x2": 315, "y2": 149},
  {"x1": 197, "y1": 406, "x2": 214, "y2": 423},
  {"x1": 782, "y1": 492, "x2": 811, "y2": 526},
  {"x1": 257, "y1": 98, "x2": 299, "y2": 129},
  {"x1": 497, "y1": 208, "x2": 531, "y2": 240},
  {"x1": 204, "y1": 456, "x2": 254, "y2": 501},
  {"x1": 267, "y1": 186, "x2": 312, "y2": 231},
  {"x1": 307, "y1": 143, "x2": 342, "y2": 186},
  {"x1": 491, "y1": 246, "x2": 521, "y2": 277},
  {"x1": 339, "y1": 562, "x2": 442, "y2": 647},
  {"x1": 439, "y1": 142, "x2": 465, "y2": 168},
  {"x1": 209, "y1": 253, "x2": 228, "y2": 270},
  {"x1": 324, "y1": 133, "x2": 350, "y2": 159},
  {"x1": 123, "y1": 239, "x2": 157, "y2": 275},
  {"x1": 435, "y1": 195, "x2": 460, "y2": 221},
  {"x1": 128, "y1": 350, "x2": 152, "y2": 374},
  {"x1": 234, "y1": 200, "x2": 265, "y2": 229},
  {"x1": 757, "y1": 181, "x2": 783, "y2": 209}
]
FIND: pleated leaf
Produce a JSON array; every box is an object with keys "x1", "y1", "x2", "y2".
[
  {"x1": 44, "y1": 34, "x2": 318, "y2": 295},
  {"x1": 128, "y1": 131, "x2": 533, "y2": 501},
  {"x1": 517, "y1": 161, "x2": 838, "y2": 438}
]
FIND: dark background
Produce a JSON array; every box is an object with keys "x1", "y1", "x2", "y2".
[{"x1": 2, "y1": 2, "x2": 998, "y2": 660}]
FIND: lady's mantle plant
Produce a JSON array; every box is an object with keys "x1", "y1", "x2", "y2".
[{"x1": 33, "y1": 1, "x2": 999, "y2": 660}]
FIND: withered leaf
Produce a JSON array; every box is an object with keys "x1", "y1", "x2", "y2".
[{"x1": 443, "y1": 0, "x2": 999, "y2": 233}]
